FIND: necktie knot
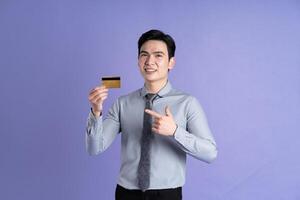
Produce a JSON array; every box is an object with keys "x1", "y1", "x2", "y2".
[{"x1": 145, "y1": 93, "x2": 156, "y2": 103}]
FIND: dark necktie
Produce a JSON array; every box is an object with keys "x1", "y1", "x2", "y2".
[{"x1": 137, "y1": 93, "x2": 156, "y2": 191}]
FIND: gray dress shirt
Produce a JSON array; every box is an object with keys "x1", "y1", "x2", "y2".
[{"x1": 86, "y1": 81, "x2": 218, "y2": 190}]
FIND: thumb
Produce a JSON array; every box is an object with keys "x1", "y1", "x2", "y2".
[{"x1": 165, "y1": 106, "x2": 173, "y2": 117}]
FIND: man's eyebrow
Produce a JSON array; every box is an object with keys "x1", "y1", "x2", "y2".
[
  {"x1": 140, "y1": 50, "x2": 165, "y2": 55},
  {"x1": 139, "y1": 50, "x2": 149, "y2": 54},
  {"x1": 153, "y1": 51, "x2": 165, "y2": 55}
]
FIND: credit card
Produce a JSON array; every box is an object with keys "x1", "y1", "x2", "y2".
[{"x1": 101, "y1": 76, "x2": 121, "y2": 88}]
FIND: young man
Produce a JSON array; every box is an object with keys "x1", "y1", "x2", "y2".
[{"x1": 86, "y1": 29, "x2": 218, "y2": 200}]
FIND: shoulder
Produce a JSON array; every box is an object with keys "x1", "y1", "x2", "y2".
[
  {"x1": 116, "y1": 88, "x2": 142, "y2": 103},
  {"x1": 169, "y1": 87, "x2": 204, "y2": 113},
  {"x1": 169, "y1": 87, "x2": 198, "y2": 102}
]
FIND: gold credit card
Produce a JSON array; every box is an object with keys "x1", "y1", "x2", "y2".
[{"x1": 101, "y1": 76, "x2": 121, "y2": 88}]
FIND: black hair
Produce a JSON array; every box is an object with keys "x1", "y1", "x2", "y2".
[{"x1": 138, "y1": 29, "x2": 176, "y2": 60}]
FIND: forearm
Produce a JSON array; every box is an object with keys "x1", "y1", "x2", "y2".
[
  {"x1": 86, "y1": 109, "x2": 104, "y2": 155},
  {"x1": 85, "y1": 105, "x2": 120, "y2": 155},
  {"x1": 173, "y1": 126, "x2": 218, "y2": 163}
]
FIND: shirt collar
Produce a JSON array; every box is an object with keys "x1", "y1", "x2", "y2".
[{"x1": 140, "y1": 80, "x2": 172, "y2": 98}]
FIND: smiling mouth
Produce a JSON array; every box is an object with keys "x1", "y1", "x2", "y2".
[{"x1": 144, "y1": 68, "x2": 157, "y2": 73}]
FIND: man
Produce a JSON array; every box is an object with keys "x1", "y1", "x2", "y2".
[{"x1": 86, "y1": 29, "x2": 217, "y2": 200}]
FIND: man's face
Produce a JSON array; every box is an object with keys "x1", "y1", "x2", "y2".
[{"x1": 138, "y1": 40, "x2": 175, "y2": 84}]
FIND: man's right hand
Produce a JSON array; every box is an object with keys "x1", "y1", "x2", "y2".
[{"x1": 88, "y1": 85, "x2": 109, "y2": 117}]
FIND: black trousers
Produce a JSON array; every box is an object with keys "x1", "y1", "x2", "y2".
[{"x1": 115, "y1": 184, "x2": 182, "y2": 200}]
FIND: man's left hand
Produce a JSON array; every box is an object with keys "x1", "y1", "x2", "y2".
[{"x1": 145, "y1": 106, "x2": 177, "y2": 136}]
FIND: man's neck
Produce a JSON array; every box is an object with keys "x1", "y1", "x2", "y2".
[{"x1": 145, "y1": 79, "x2": 168, "y2": 94}]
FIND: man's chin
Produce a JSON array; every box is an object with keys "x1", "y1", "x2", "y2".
[
  {"x1": 143, "y1": 77, "x2": 157, "y2": 83},
  {"x1": 143, "y1": 75, "x2": 156, "y2": 81},
  {"x1": 144, "y1": 77, "x2": 167, "y2": 84}
]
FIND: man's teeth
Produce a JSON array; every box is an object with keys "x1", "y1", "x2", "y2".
[{"x1": 145, "y1": 69, "x2": 156, "y2": 72}]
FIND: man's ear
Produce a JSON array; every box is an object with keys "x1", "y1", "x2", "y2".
[{"x1": 168, "y1": 57, "x2": 176, "y2": 70}]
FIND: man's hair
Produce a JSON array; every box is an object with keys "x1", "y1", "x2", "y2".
[{"x1": 138, "y1": 29, "x2": 176, "y2": 60}]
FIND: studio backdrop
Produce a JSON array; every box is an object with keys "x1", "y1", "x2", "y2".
[{"x1": 0, "y1": 1, "x2": 299, "y2": 200}]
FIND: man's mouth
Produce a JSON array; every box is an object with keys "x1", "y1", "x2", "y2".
[{"x1": 144, "y1": 68, "x2": 157, "y2": 73}]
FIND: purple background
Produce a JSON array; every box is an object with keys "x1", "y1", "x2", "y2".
[{"x1": 1, "y1": 1, "x2": 300, "y2": 199}]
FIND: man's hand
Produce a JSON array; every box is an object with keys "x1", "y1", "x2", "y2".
[
  {"x1": 88, "y1": 85, "x2": 109, "y2": 117},
  {"x1": 145, "y1": 106, "x2": 177, "y2": 136}
]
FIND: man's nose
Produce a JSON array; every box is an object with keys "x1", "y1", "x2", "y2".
[{"x1": 145, "y1": 55, "x2": 155, "y2": 65}]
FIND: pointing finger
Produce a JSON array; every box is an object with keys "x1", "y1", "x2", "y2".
[{"x1": 145, "y1": 109, "x2": 163, "y2": 118}]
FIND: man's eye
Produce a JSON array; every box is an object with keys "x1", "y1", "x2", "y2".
[
  {"x1": 156, "y1": 54, "x2": 163, "y2": 57},
  {"x1": 140, "y1": 54, "x2": 147, "y2": 57}
]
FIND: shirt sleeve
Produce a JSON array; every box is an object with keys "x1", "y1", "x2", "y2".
[
  {"x1": 173, "y1": 96, "x2": 218, "y2": 163},
  {"x1": 85, "y1": 99, "x2": 121, "y2": 155}
]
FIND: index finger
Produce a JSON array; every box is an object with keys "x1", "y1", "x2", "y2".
[
  {"x1": 90, "y1": 86, "x2": 108, "y2": 95},
  {"x1": 94, "y1": 85, "x2": 107, "y2": 90},
  {"x1": 145, "y1": 109, "x2": 163, "y2": 118}
]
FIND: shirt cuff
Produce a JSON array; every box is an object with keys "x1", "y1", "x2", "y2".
[
  {"x1": 90, "y1": 107, "x2": 102, "y2": 117},
  {"x1": 87, "y1": 108, "x2": 103, "y2": 136}
]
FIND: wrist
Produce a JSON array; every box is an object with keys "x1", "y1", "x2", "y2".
[{"x1": 91, "y1": 108, "x2": 102, "y2": 117}]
